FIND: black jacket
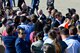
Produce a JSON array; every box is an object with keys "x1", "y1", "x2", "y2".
[
  {"x1": 18, "y1": 0, "x2": 25, "y2": 7},
  {"x1": 52, "y1": 20, "x2": 61, "y2": 27}
]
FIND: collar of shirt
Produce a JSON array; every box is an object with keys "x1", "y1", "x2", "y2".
[
  {"x1": 44, "y1": 33, "x2": 48, "y2": 36},
  {"x1": 56, "y1": 19, "x2": 61, "y2": 24},
  {"x1": 39, "y1": 14, "x2": 42, "y2": 17},
  {"x1": 43, "y1": 33, "x2": 49, "y2": 41},
  {"x1": 63, "y1": 38, "x2": 70, "y2": 41},
  {"x1": 21, "y1": 22, "x2": 24, "y2": 25}
]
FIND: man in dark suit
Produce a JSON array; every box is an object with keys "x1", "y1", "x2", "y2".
[
  {"x1": 52, "y1": 12, "x2": 62, "y2": 27},
  {"x1": 31, "y1": 0, "x2": 40, "y2": 14},
  {"x1": 18, "y1": 0, "x2": 25, "y2": 10},
  {"x1": 37, "y1": 9, "x2": 46, "y2": 21},
  {"x1": 47, "y1": 0, "x2": 54, "y2": 10}
]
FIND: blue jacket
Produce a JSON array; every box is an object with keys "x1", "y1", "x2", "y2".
[
  {"x1": 18, "y1": 23, "x2": 34, "y2": 44},
  {"x1": 15, "y1": 38, "x2": 31, "y2": 53},
  {"x1": 69, "y1": 34, "x2": 80, "y2": 42},
  {"x1": 2, "y1": 36, "x2": 17, "y2": 53}
]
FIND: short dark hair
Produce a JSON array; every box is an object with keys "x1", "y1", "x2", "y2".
[
  {"x1": 36, "y1": 31, "x2": 44, "y2": 40},
  {"x1": 43, "y1": 25, "x2": 50, "y2": 33},
  {"x1": 34, "y1": 21, "x2": 44, "y2": 32},
  {"x1": 46, "y1": 18, "x2": 52, "y2": 24},
  {"x1": 20, "y1": 16, "x2": 27, "y2": 23},
  {"x1": 60, "y1": 28, "x2": 69, "y2": 36},
  {"x1": 48, "y1": 30, "x2": 57, "y2": 39},
  {"x1": 73, "y1": 14, "x2": 79, "y2": 21},
  {"x1": 69, "y1": 26, "x2": 77, "y2": 35},
  {"x1": 59, "y1": 27, "x2": 65, "y2": 31},
  {"x1": 6, "y1": 25, "x2": 14, "y2": 35},
  {"x1": 71, "y1": 8, "x2": 76, "y2": 13},
  {"x1": 30, "y1": 14, "x2": 38, "y2": 23},
  {"x1": 43, "y1": 43, "x2": 55, "y2": 53}
]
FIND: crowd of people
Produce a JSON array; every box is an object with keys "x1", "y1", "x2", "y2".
[{"x1": 0, "y1": 0, "x2": 80, "y2": 53}]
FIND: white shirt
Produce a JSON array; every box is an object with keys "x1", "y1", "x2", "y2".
[
  {"x1": 63, "y1": 38, "x2": 80, "y2": 53},
  {"x1": 43, "y1": 33, "x2": 48, "y2": 41}
]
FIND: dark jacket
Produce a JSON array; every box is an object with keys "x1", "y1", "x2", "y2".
[
  {"x1": 18, "y1": 0, "x2": 25, "y2": 7},
  {"x1": 47, "y1": 0, "x2": 54, "y2": 9},
  {"x1": 69, "y1": 34, "x2": 80, "y2": 42},
  {"x1": 2, "y1": 35, "x2": 17, "y2": 53},
  {"x1": 31, "y1": 0, "x2": 39, "y2": 6},
  {"x1": 59, "y1": 41, "x2": 68, "y2": 53},
  {"x1": 52, "y1": 20, "x2": 61, "y2": 27},
  {"x1": 38, "y1": 14, "x2": 46, "y2": 21}
]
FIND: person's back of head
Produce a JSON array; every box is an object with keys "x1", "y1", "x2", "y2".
[
  {"x1": 43, "y1": 25, "x2": 51, "y2": 33},
  {"x1": 48, "y1": 30, "x2": 57, "y2": 40},
  {"x1": 42, "y1": 43, "x2": 55, "y2": 53},
  {"x1": 68, "y1": 8, "x2": 76, "y2": 16},
  {"x1": 20, "y1": 16, "x2": 27, "y2": 23},
  {"x1": 71, "y1": 8, "x2": 76, "y2": 14},
  {"x1": 36, "y1": 31, "x2": 44, "y2": 40},
  {"x1": 72, "y1": 14, "x2": 79, "y2": 22},
  {"x1": 60, "y1": 27, "x2": 69, "y2": 37},
  {"x1": 66, "y1": 13, "x2": 72, "y2": 19},
  {"x1": 6, "y1": 25, "x2": 14, "y2": 35},
  {"x1": 52, "y1": 27, "x2": 62, "y2": 40},
  {"x1": 14, "y1": 16, "x2": 20, "y2": 24},
  {"x1": 34, "y1": 21, "x2": 44, "y2": 32},
  {"x1": 46, "y1": 18, "x2": 52, "y2": 25},
  {"x1": 69, "y1": 25, "x2": 77, "y2": 35},
  {"x1": 30, "y1": 14, "x2": 38, "y2": 23}
]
